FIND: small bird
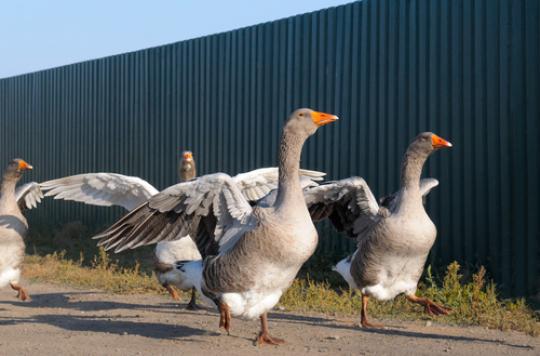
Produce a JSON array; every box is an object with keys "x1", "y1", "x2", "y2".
[
  {"x1": 0, "y1": 159, "x2": 38, "y2": 301},
  {"x1": 305, "y1": 132, "x2": 452, "y2": 328}
]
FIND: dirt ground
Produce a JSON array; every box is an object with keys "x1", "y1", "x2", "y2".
[{"x1": 0, "y1": 281, "x2": 537, "y2": 355}]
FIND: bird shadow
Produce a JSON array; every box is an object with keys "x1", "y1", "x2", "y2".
[
  {"x1": 268, "y1": 312, "x2": 336, "y2": 325},
  {"x1": 359, "y1": 327, "x2": 534, "y2": 350},
  {"x1": 1, "y1": 291, "x2": 212, "y2": 314},
  {"x1": 268, "y1": 312, "x2": 533, "y2": 350},
  {"x1": 2, "y1": 292, "x2": 532, "y2": 349},
  {"x1": 0, "y1": 314, "x2": 217, "y2": 339}
]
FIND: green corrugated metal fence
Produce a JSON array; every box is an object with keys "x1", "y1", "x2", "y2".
[{"x1": 0, "y1": 0, "x2": 538, "y2": 296}]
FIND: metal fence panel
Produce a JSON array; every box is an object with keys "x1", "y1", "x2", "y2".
[{"x1": 0, "y1": 0, "x2": 538, "y2": 296}]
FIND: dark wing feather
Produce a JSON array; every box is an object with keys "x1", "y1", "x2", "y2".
[
  {"x1": 93, "y1": 173, "x2": 253, "y2": 255},
  {"x1": 304, "y1": 177, "x2": 379, "y2": 238}
]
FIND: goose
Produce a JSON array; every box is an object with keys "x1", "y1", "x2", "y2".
[
  {"x1": 0, "y1": 159, "x2": 43, "y2": 301},
  {"x1": 39, "y1": 153, "x2": 325, "y2": 310},
  {"x1": 304, "y1": 132, "x2": 452, "y2": 328},
  {"x1": 155, "y1": 150, "x2": 200, "y2": 309},
  {"x1": 156, "y1": 150, "x2": 323, "y2": 309},
  {"x1": 92, "y1": 108, "x2": 339, "y2": 345}
]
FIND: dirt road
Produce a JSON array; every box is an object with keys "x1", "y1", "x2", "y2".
[{"x1": 0, "y1": 281, "x2": 537, "y2": 355}]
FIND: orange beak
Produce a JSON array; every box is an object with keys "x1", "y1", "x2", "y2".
[
  {"x1": 431, "y1": 134, "x2": 453, "y2": 149},
  {"x1": 311, "y1": 111, "x2": 339, "y2": 127},
  {"x1": 183, "y1": 151, "x2": 193, "y2": 160},
  {"x1": 18, "y1": 159, "x2": 33, "y2": 170}
]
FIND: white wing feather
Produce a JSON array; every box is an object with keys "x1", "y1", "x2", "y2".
[
  {"x1": 15, "y1": 182, "x2": 44, "y2": 210},
  {"x1": 40, "y1": 173, "x2": 159, "y2": 211}
]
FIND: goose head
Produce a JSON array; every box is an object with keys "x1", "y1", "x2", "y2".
[
  {"x1": 5, "y1": 158, "x2": 33, "y2": 180},
  {"x1": 408, "y1": 132, "x2": 452, "y2": 158},
  {"x1": 284, "y1": 108, "x2": 339, "y2": 138},
  {"x1": 400, "y1": 133, "x2": 452, "y2": 188},
  {"x1": 182, "y1": 150, "x2": 194, "y2": 163}
]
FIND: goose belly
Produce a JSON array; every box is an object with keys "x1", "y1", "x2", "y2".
[
  {"x1": 221, "y1": 264, "x2": 299, "y2": 320},
  {"x1": 0, "y1": 267, "x2": 20, "y2": 288},
  {"x1": 0, "y1": 238, "x2": 24, "y2": 288},
  {"x1": 362, "y1": 254, "x2": 427, "y2": 301},
  {"x1": 359, "y1": 214, "x2": 436, "y2": 300}
]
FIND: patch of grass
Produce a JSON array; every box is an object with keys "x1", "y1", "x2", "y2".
[
  {"x1": 280, "y1": 262, "x2": 540, "y2": 336},
  {"x1": 23, "y1": 252, "x2": 539, "y2": 336},
  {"x1": 24, "y1": 249, "x2": 163, "y2": 295}
]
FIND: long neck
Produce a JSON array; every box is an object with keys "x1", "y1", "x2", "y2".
[
  {"x1": 0, "y1": 173, "x2": 18, "y2": 207},
  {"x1": 274, "y1": 128, "x2": 306, "y2": 211},
  {"x1": 400, "y1": 149, "x2": 429, "y2": 192}
]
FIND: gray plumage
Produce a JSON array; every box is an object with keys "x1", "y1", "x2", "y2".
[
  {"x1": 306, "y1": 133, "x2": 452, "y2": 324},
  {"x1": 378, "y1": 178, "x2": 439, "y2": 209}
]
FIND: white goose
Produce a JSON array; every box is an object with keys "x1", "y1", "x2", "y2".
[{"x1": 93, "y1": 108, "x2": 338, "y2": 345}]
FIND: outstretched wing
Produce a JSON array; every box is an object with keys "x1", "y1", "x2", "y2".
[
  {"x1": 40, "y1": 173, "x2": 160, "y2": 211},
  {"x1": 255, "y1": 175, "x2": 322, "y2": 208},
  {"x1": 93, "y1": 173, "x2": 255, "y2": 255},
  {"x1": 379, "y1": 178, "x2": 440, "y2": 209},
  {"x1": 233, "y1": 167, "x2": 325, "y2": 201},
  {"x1": 15, "y1": 182, "x2": 44, "y2": 210},
  {"x1": 304, "y1": 177, "x2": 380, "y2": 238},
  {"x1": 419, "y1": 178, "x2": 440, "y2": 197}
]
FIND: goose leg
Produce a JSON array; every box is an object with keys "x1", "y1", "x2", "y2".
[
  {"x1": 10, "y1": 282, "x2": 29, "y2": 301},
  {"x1": 256, "y1": 313, "x2": 285, "y2": 346},
  {"x1": 218, "y1": 302, "x2": 232, "y2": 334},
  {"x1": 406, "y1": 294, "x2": 451, "y2": 316},
  {"x1": 186, "y1": 288, "x2": 201, "y2": 310},
  {"x1": 163, "y1": 283, "x2": 180, "y2": 301},
  {"x1": 360, "y1": 295, "x2": 383, "y2": 328}
]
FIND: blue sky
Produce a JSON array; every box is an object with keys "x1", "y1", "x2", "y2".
[{"x1": 0, "y1": 0, "x2": 353, "y2": 79}]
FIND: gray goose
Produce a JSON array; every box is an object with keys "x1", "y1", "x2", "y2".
[
  {"x1": 0, "y1": 159, "x2": 40, "y2": 301},
  {"x1": 156, "y1": 150, "x2": 323, "y2": 309},
  {"x1": 305, "y1": 132, "x2": 452, "y2": 328},
  {"x1": 39, "y1": 153, "x2": 324, "y2": 310},
  {"x1": 93, "y1": 108, "x2": 338, "y2": 345}
]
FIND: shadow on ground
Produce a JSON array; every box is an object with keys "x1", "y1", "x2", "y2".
[
  {"x1": 268, "y1": 312, "x2": 534, "y2": 350},
  {"x1": 0, "y1": 291, "x2": 534, "y2": 349},
  {"x1": 0, "y1": 313, "x2": 218, "y2": 340}
]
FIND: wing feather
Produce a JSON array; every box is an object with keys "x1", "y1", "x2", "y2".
[
  {"x1": 304, "y1": 177, "x2": 379, "y2": 238},
  {"x1": 40, "y1": 173, "x2": 159, "y2": 211},
  {"x1": 15, "y1": 182, "x2": 44, "y2": 210},
  {"x1": 94, "y1": 173, "x2": 254, "y2": 255}
]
